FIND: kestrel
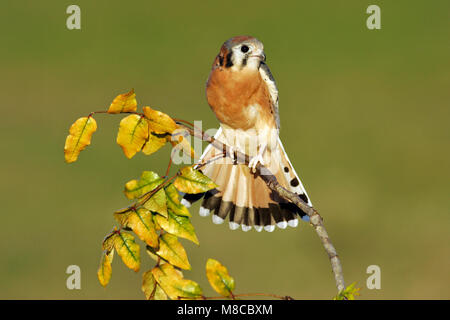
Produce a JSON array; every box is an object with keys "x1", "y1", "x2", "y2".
[{"x1": 181, "y1": 36, "x2": 312, "y2": 232}]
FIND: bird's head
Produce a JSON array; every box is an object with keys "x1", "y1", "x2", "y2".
[{"x1": 214, "y1": 36, "x2": 266, "y2": 71}]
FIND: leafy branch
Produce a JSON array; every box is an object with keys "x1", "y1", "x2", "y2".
[{"x1": 64, "y1": 89, "x2": 358, "y2": 300}]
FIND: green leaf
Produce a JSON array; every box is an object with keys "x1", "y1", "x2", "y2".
[
  {"x1": 333, "y1": 282, "x2": 361, "y2": 300},
  {"x1": 174, "y1": 166, "x2": 218, "y2": 194},
  {"x1": 143, "y1": 188, "x2": 168, "y2": 218},
  {"x1": 206, "y1": 258, "x2": 235, "y2": 297},
  {"x1": 156, "y1": 233, "x2": 191, "y2": 270},
  {"x1": 165, "y1": 184, "x2": 190, "y2": 217},
  {"x1": 124, "y1": 171, "x2": 165, "y2": 200},
  {"x1": 113, "y1": 231, "x2": 140, "y2": 272},
  {"x1": 114, "y1": 207, "x2": 159, "y2": 248},
  {"x1": 152, "y1": 264, "x2": 202, "y2": 300},
  {"x1": 97, "y1": 249, "x2": 114, "y2": 287},
  {"x1": 155, "y1": 210, "x2": 199, "y2": 245}
]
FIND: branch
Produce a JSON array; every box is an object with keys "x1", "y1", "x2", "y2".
[{"x1": 179, "y1": 124, "x2": 346, "y2": 293}]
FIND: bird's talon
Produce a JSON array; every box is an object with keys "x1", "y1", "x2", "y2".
[{"x1": 248, "y1": 154, "x2": 264, "y2": 173}]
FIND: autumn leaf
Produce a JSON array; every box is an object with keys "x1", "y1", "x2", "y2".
[
  {"x1": 102, "y1": 228, "x2": 118, "y2": 252},
  {"x1": 143, "y1": 188, "x2": 168, "y2": 218},
  {"x1": 114, "y1": 207, "x2": 159, "y2": 248},
  {"x1": 206, "y1": 258, "x2": 235, "y2": 297},
  {"x1": 174, "y1": 166, "x2": 218, "y2": 194},
  {"x1": 165, "y1": 184, "x2": 190, "y2": 217},
  {"x1": 152, "y1": 264, "x2": 202, "y2": 300},
  {"x1": 117, "y1": 114, "x2": 149, "y2": 159},
  {"x1": 107, "y1": 89, "x2": 137, "y2": 114},
  {"x1": 64, "y1": 116, "x2": 97, "y2": 163},
  {"x1": 142, "y1": 270, "x2": 169, "y2": 300},
  {"x1": 124, "y1": 171, "x2": 165, "y2": 200},
  {"x1": 113, "y1": 231, "x2": 140, "y2": 272},
  {"x1": 155, "y1": 209, "x2": 199, "y2": 245},
  {"x1": 97, "y1": 249, "x2": 114, "y2": 287},
  {"x1": 142, "y1": 132, "x2": 168, "y2": 156},
  {"x1": 156, "y1": 233, "x2": 191, "y2": 270},
  {"x1": 143, "y1": 106, "x2": 177, "y2": 134}
]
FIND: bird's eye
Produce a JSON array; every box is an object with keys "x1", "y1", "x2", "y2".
[{"x1": 241, "y1": 45, "x2": 249, "y2": 53}]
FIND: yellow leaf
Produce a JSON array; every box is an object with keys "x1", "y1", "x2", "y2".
[
  {"x1": 124, "y1": 171, "x2": 165, "y2": 200},
  {"x1": 174, "y1": 166, "x2": 218, "y2": 194},
  {"x1": 206, "y1": 258, "x2": 235, "y2": 297},
  {"x1": 114, "y1": 208, "x2": 159, "y2": 248},
  {"x1": 64, "y1": 116, "x2": 97, "y2": 163},
  {"x1": 107, "y1": 89, "x2": 137, "y2": 114},
  {"x1": 152, "y1": 264, "x2": 202, "y2": 300},
  {"x1": 97, "y1": 249, "x2": 114, "y2": 287},
  {"x1": 155, "y1": 210, "x2": 199, "y2": 245},
  {"x1": 146, "y1": 245, "x2": 166, "y2": 264},
  {"x1": 113, "y1": 231, "x2": 140, "y2": 272},
  {"x1": 142, "y1": 270, "x2": 169, "y2": 300},
  {"x1": 156, "y1": 233, "x2": 191, "y2": 270},
  {"x1": 143, "y1": 106, "x2": 177, "y2": 134},
  {"x1": 143, "y1": 188, "x2": 168, "y2": 218},
  {"x1": 117, "y1": 114, "x2": 149, "y2": 159},
  {"x1": 142, "y1": 132, "x2": 167, "y2": 156},
  {"x1": 102, "y1": 228, "x2": 118, "y2": 251},
  {"x1": 165, "y1": 184, "x2": 190, "y2": 217}
]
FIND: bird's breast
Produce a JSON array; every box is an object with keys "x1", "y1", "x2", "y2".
[{"x1": 206, "y1": 68, "x2": 276, "y2": 131}]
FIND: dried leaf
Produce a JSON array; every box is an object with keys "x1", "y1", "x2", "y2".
[
  {"x1": 107, "y1": 89, "x2": 137, "y2": 114},
  {"x1": 156, "y1": 233, "x2": 191, "y2": 270},
  {"x1": 97, "y1": 249, "x2": 114, "y2": 287},
  {"x1": 117, "y1": 114, "x2": 149, "y2": 159},
  {"x1": 206, "y1": 258, "x2": 235, "y2": 297},
  {"x1": 143, "y1": 106, "x2": 177, "y2": 134},
  {"x1": 152, "y1": 264, "x2": 202, "y2": 300},
  {"x1": 113, "y1": 231, "x2": 140, "y2": 272},
  {"x1": 174, "y1": 166, "x2": 218, "y2": 194},
  {"x1": 155, "y1": 209, "x2": 199, "y2": 245},
  {"x1": 124, "y1": 171, "x2": 164, "y2": 200},
  {"x1": 64, "y1": 116, "x2": 97, "y2": 163}
]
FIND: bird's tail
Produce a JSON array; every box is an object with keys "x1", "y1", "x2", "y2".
[{"x1": 181, "y1": 128, "x2": 312, "y2": 232}]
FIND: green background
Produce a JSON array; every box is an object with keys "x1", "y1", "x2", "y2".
[{"x1": 0, "y1": 0, "x2": 448, "y2": 299}]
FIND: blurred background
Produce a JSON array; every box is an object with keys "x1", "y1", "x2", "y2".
[{"x1": 0, "y1": 0, "x2": 448, "y2": 299}]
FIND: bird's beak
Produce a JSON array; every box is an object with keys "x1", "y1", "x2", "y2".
[{"x1": 250, "y1": 51, "x2": 266, "y2": 62}]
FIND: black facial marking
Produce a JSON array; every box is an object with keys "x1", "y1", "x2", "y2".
[
  {"x1": 299, "y1": 193, "x2": 309, "y2": 204},
  {"x1": 218, "y1": 55, "x2": 224, "y2": 66},
  {"x1": 290, "y1": 177, "x2": 299, "y2": 187},
  {"x1": 284, "y1": 167, "x2": 289, "y2": 173},
  {"x1": 242, "y1": 57, "x2": 247, "y2": 66},
  {"x1": 225, "y1": 52, "x2": 233, "y2": 68}
]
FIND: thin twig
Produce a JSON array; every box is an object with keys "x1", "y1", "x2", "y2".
[{"x1": 178, "y1": 123, "x2": 346, "y2": 293}]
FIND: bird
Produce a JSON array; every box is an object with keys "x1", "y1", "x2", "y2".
[{"x1": 181, "y1": 35, "x2": 312, "y2": 232}]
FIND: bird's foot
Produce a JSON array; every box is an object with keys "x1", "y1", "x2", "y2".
[{"x1": 248, "y1": 154, "x2": 265, "y2": 173}]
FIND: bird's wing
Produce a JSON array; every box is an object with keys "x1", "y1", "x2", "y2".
[{"x1": 259, "y1": 62, "x2": 280, "y2": 130}]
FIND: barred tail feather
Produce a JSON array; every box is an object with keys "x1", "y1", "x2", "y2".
[{"x1": 181, "y1": 130, "x2": 312, "y2": 232}]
